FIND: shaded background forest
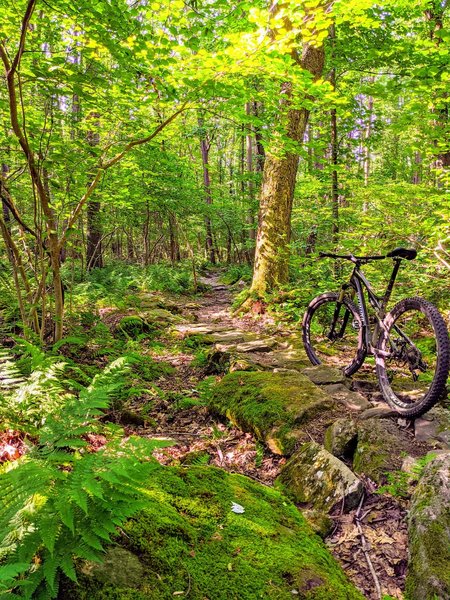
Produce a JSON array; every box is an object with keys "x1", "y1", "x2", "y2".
[{"x1": 1, "y1": 0, "x2": 449, "y2": 342}]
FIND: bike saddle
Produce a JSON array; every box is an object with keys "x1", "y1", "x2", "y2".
[{"x1": 386, "y1": 247, "x2": 417, "y2": 260}]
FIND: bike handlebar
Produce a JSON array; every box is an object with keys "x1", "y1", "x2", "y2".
[
  {"x1": 318, "y1": 252, "x2": 386, "y2": 262},
  {"x1": 318, "y1": 247, "x2": 417, "y2": 262}
]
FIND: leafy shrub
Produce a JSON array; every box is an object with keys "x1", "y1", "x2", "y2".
[{"x1": 220, "y1": 264, "x2": 252, "y2": 285}]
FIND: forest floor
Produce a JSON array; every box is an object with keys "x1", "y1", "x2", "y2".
[{"x1": 117, "y1": 270, "x2": 440, "y2": 600}]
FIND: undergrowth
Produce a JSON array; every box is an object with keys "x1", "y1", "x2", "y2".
[{"x1": 0, "y1": 349, "x2": 169, "y2": 599}]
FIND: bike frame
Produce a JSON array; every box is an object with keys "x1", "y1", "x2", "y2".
[{"x1": 335, "y1": 258, "x2": 403, "y2": 355}]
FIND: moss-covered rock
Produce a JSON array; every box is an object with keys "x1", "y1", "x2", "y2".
[
  {"x1": 117, "y1": 315, "x2": 154, "y2": 338},
  {"x1": 65, "y1": 466, "x2": 363, "y2": 600},
  {"x1": 276, "y1": 442, "x2": 363, "y2": 513},
  {"x1": 324, "y1": 419, "x2": 358, "y2": 459},
  {"x1": 208, "y1": 371, "x2": 334, "y2": 455},
  {"x1": 405, "y1": 453, "x2": 450, "y2": 600},
  {"x1": 353, "y1": 418, "x2": 404, "y2": 483}
]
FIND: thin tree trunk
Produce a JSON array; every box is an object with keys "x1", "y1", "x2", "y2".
[
  {"x1": 198, "y1": 115, "x2": 216, "y2": 264},
  {"x1": 86, "y1": 112, "x2": 103, "y2": 270},
  {"x1": 330, "y1": 24, "x2": 339, "y2": 243}
]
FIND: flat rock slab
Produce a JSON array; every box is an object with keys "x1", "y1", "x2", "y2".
[
  {"x1": 359, "y1": 405, "x2": 399, "y2": 420},
  {"x1": 301, "y1": 365, "x2": 347, "y2": 386},
  {"x1": 235, "y1": 338, "x2": 277, "y2": 353},
  {"x1": 406, "y1": 453, "x2": 450, "y2": 599},
  {"x1": 271, "y1": 348, "x2": 310, "y2": 371},
  {"x1": 277, "y1": 442, "x2": 363, "y2": 513},
  {"x1": 324, "y1": 384, "x2": 371, "y2": 412},
  {"x1": 208, "y1": 371, "x2": 335, "y2": 455},
  {"x1": 174, "y1": 323, "x2": 228, "y2": 335}
]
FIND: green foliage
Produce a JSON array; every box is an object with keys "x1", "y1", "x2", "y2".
[
  {"x1": 220, "y1": 264, "x2": 252, "y2": 285},
  {"x1": 377, "y1": 453, "x2": 437, "y2": 499},
  {"x1": 0, "y1": 354, "x2": 168, "y2": 599}
]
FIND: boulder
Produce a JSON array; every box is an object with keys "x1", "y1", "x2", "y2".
[
  {"x1": 405, "y1": 453, "x2": 450, "y2": 600},
  {"x1": 324, "y1": 419, "x2": 358, "y2": 458},
  {"x1": 353, "y1": 418, "x2": 404, "y2": 482},
  {"x1": 66, "y1": 466, "x2": 364, "y2": 599},
  {"x1": 208, "y1": 371, "x2": 334, "y2": 455},
  {"x1": 277, "y1": 442, "x2": 363, "y2": 513},
  {"x1": 301, "y1": 365, "x2": 347, "y2": 386}
]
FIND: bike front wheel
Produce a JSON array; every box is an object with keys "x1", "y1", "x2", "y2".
[
  {"x1": 302, "y1": 292, "x2": 366, "y2": 376},
  {"x1": 376, "y1": 297, "x2": 450, "y2": 418}
]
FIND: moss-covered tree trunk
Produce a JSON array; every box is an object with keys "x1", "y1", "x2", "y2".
[{"x1": 250, "y1": 43, "x2": 325, "y2": 296}]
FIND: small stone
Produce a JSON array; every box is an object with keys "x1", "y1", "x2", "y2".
[
  {"x1": 277, "y1": 442, "x2": 363, "y2": 513},
  {"x1": 301, "y1": 365, "x2": 347, "y2": 386},
  {"x1": 302, "y1": 509, "x2": 334, "y2": 538}
]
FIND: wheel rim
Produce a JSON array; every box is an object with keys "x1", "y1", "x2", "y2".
[
  {"x1": 379, "y1": 307, "x2": 439, "y2": 409},
  {"x1": 306, "y1": 298, "x2": 361, "y2": 371}
]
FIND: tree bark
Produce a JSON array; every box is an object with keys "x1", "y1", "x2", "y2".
[
  {"x1": 250, "y1": 42, "x2": 326, "y2": 296},
  {"x1": 86, "y1": 112, "x2": 103, "y2": 270},
  {"x1": 198, "y1": 115, "x2": 216, "y2": 264}
]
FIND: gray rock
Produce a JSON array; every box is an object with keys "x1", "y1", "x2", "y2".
[
  {"x1": 359, "y1": 405, "x2": 399, "y2": 420},
  {"x1": 301, "y1": 365, "x2": 346, "y2": 386},
  {"x1": 324, "y1": 419, "x2": 358, "y2": 458},
  {"x1": 80, "y1": 547, "x2": 144, "y2": 588},
  {"x1": 406, "y1": 453, "x2": 450, "y2": 599},
  {"x1": 353, "y1": 418, "x2": 405, "y2": 482},
  {"x1": 324, "y1": 384, "x2": 371, "y2": 411},
  {"x1": 277, "y1": 442, "x2": 363, "y2": 512},
  {"x1": 234, "y1": 338, "x2": 277, "y2": 353},
  {"x1": 414, "y1": 417, "x2": 439, "y2": 443}
]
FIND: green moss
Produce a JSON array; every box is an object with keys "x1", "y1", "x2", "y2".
[
  {"x1": 405, "y1": 455, "x2": 450, "y2": 599},
  {"x1": 208, "y1": 371, "x2": 333, "y2": 455},
  {"x1": 64, "y1": 466, "x2": 363, "y2": 600},
  {"x1": 117, "y1": 316, "x2": 155, "y2": 339}
]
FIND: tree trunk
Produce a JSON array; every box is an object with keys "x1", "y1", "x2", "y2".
[
  {"x1": 330, "y1": 24, "x2": 339, "y2": 243},
  {"x1": 198, "y1": 115, "x2": 216, "y2": 264},
  {"x1": 250, "y1": 42, "x2": 325, "y2": 296},
  {"x1": 86, "y1": 112, "x2": 103, "y2": 270}
]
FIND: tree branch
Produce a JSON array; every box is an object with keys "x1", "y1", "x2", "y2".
[{"x1": 9, "y1": 0, "x2": 37, "y2": 75}]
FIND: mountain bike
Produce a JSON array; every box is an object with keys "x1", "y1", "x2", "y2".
[{"x1": 302, "y1": 248, "x2": 450, "y2": 418}]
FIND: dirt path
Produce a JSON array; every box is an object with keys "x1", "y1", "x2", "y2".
[{"x1": 129, "y1": 272, "x2": 442, "y2": 600}]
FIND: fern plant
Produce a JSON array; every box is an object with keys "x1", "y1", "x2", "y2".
[{"x1": 0, "y1": 352, "x2": 167, "y2": 599}]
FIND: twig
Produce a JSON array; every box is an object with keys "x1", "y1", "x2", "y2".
[{"x1": 355, "y1": 493, "x2": 382, "y2": 599}]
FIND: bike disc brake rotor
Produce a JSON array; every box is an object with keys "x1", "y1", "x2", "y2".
[{"x1": 384, "y1": 309, "x2": 437, "y2": 406}]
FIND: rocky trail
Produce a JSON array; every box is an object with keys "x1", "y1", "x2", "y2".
[{"x1": 124, "y1": 272, "x2": 449, "y2": 600}]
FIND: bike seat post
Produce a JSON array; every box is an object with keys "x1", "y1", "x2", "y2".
[{"x1": 382, "y1": 258, "x2": 402, "y2": 310}]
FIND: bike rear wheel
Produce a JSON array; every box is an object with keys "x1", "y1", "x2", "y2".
[
  {"x1": 302, "y1": 292, "x2": 365, "y2": 376},
  {"x1": 376, "y1": 297, "x2": 450, "y2": 418}
]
